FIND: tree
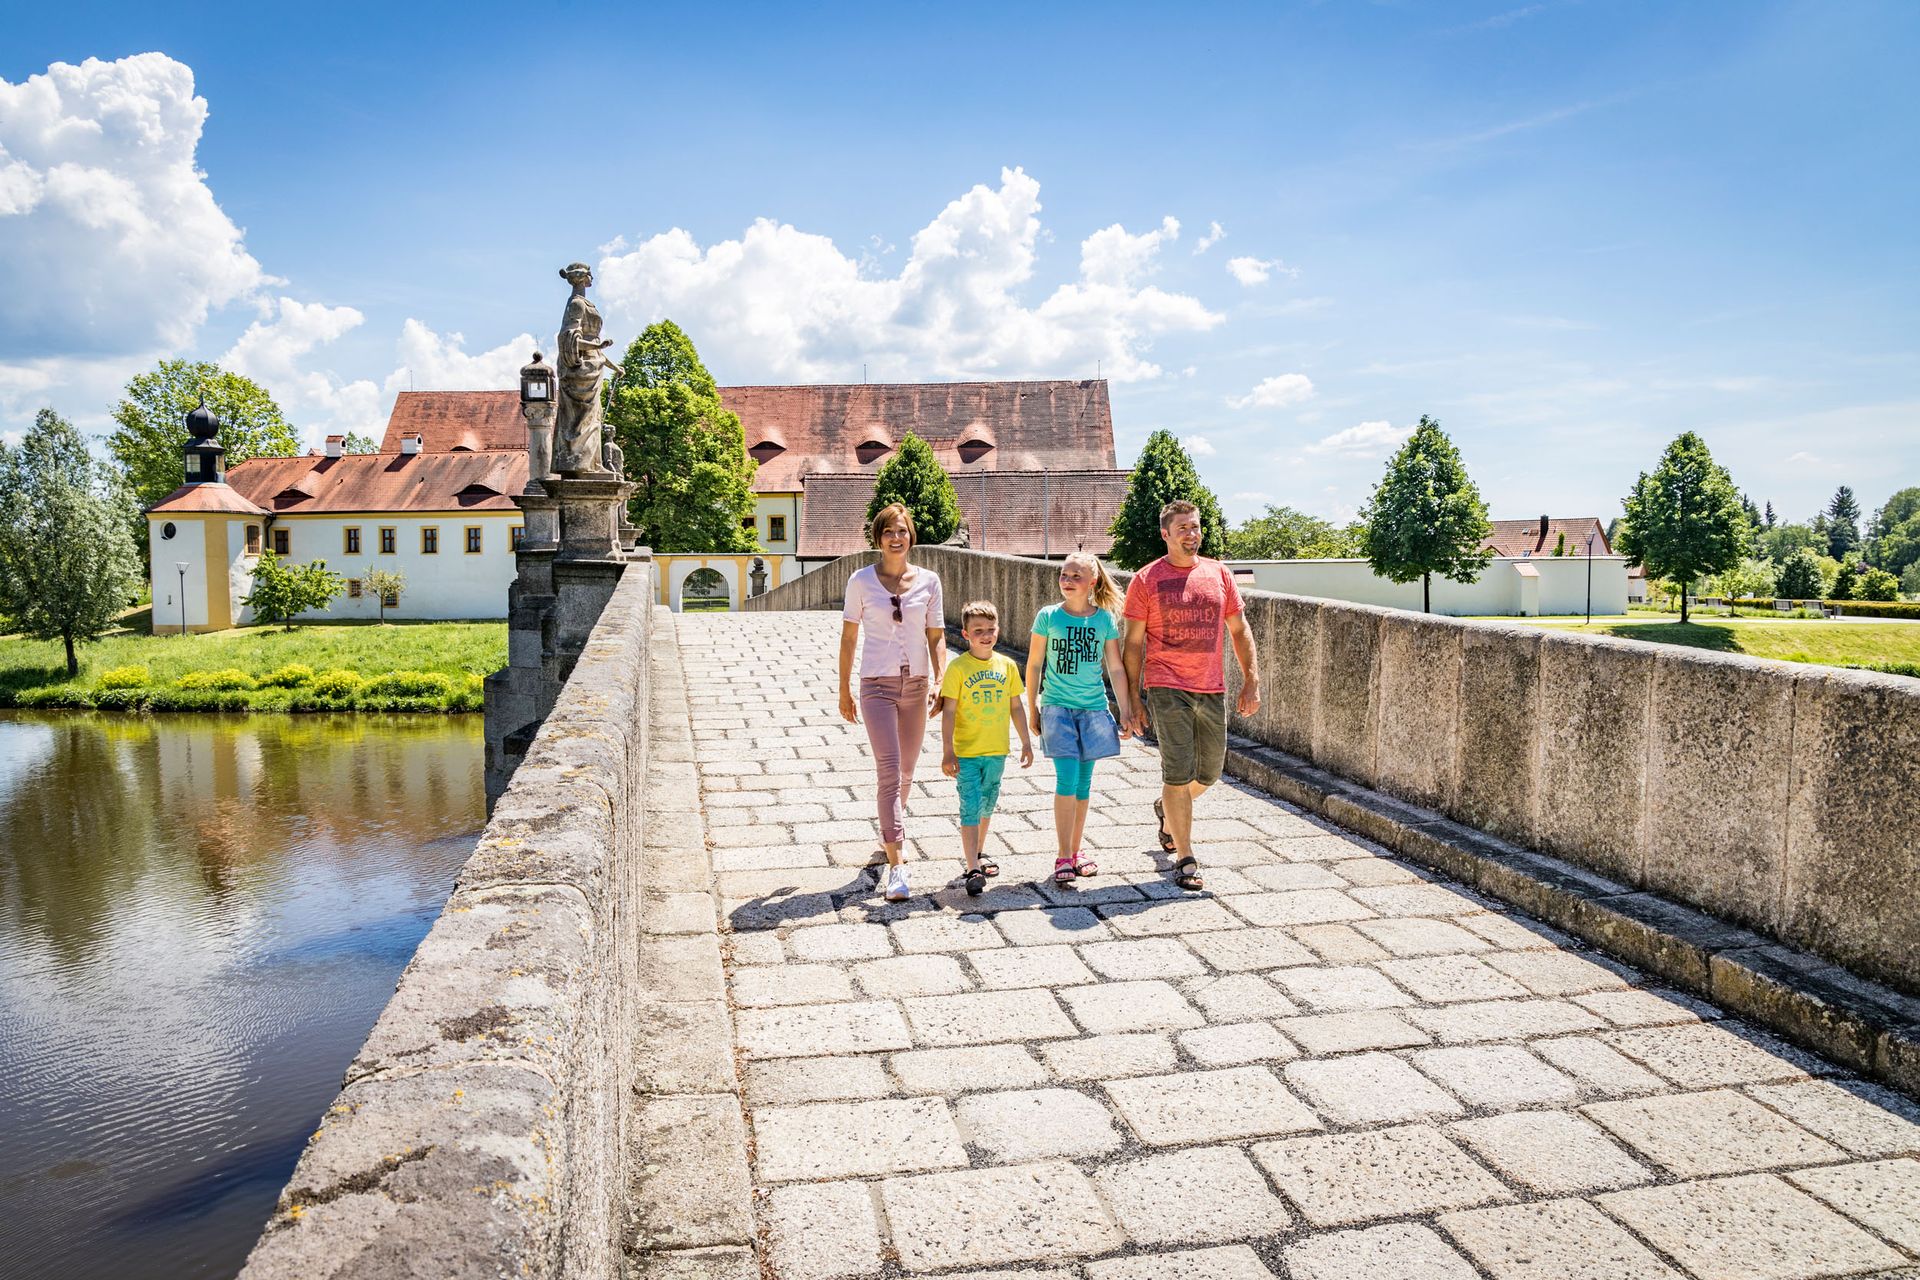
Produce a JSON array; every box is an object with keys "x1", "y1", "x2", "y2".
[
  {"x1": 1866, "y1": 487, "x2": 1920, "y2": 578},
  {"x1": 364, "y1": 568, "x2": 405, "y2": 623},
  {"x1": 1359, "y1": 415, "x2": 1494, "y2": 614},
  {"x1": 1739, "y1": 493, "x2": 1762, "y2": 535},
  {"x1": 1825, "y1": 486, "x2": 1861, "y2": 559},
  {"x1": 108, "y1": 360, "x2": 298, "y2": 528},
  {"x1": 1759, "y1": 521, "x2": 1823, "y2": 564},
  {"x1": 1764, "y1": 500, "x2": 1776, "y2": 529},
  {"x1": 1713, "y1": 557, "x2": 1777, "y2": 601},
  {"x1": 1776, "y1": 549, "x2": 1824, "y2": 599},
  {"x1": 1552, "y1": 531, "x2": 1568, "y2": 557},
  {"x1": 867, "y1": 433, "x2": 961, "y2": 547},
  {"x1": 1902, "y1": 563, "x2": 1920, "y2": 600},
  {"x1": 1831, "y1": 559, "x2": 1861, "y2": 602},
  {"x1": 1616, "y1": 432, "x2": 1748, "y2": 624},
  {"x1": 1224, "y1": 505, "x2": 1362, "y2": 560},
  {"x1": 1108, "y1": 429, "x2": 1227, "y2": 569},
  {"x1": 1856, "y1": 567, "x2": 1900, "y2": 601},
  {"x1": 0, "y1": 410, "x2": 142, "y2": 676},
  {"x1": 241, "y1": 553, "x2": 343, "y2": 630},
  {"x1": 604, "y1": 320, "x2": 758, "y2": 553},
  {"x1": 342, "y1": 430, "x2": 379, "y2": 454}
]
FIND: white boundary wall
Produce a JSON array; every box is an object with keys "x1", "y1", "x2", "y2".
[{"x1": 1230, "y1": 555, "x2": 1629, "y2": 616}]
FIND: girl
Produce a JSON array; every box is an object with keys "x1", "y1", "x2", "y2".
[
  {"x1": 838, "y1": 504, "x2": 947, "y2": 902},
  {"x1": 1025, "y1": 552, "x2": 1133, "y2": 884}
]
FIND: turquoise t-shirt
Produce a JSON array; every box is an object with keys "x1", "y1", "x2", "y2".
[{"x1": 1031, "y1": 603, "x2": 1119, "y2": 710}]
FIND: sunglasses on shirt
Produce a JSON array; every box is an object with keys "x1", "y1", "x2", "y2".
[{"x1": 890, "y1": 594, "x2": 902, "y2": 623}]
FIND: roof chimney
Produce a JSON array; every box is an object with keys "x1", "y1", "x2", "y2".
[
  {"x1": 1539, "y1": 514, "x2": 1549, "y2": 540},
  {"x1": 324, "y1": 434, "x2": 344, "y2": 458},
  {"x1": 400, "y1": 432, "x2": 423, "y2": 456}
]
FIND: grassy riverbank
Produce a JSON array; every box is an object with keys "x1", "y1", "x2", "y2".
[
  {"x1": 1507, "y1": 615, "x2": 1920, "y2": 676},
  {"x1": 0, "y1": 619, "x2": 506, "y2": 712}
]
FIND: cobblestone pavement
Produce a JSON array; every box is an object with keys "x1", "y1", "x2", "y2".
[{"x1": 679, "y1": 614, "x2": 1920, "y2": 1280}]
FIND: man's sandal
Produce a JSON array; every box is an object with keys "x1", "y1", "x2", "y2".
[
  {"x1": 1170, "y1": 856, "x2": 1204, "y2": 892},
  {"x1": 1071, "y1": 851, "x2": 1098, "y2": 877},
  {"x1": 964, "y1": 864, "x2": 987, "y2": 897},
  {"x1": 977, "y1": 854, "x2": 1000, "y2": 878},
  {"x1": 1152, "y1": 799, "x2": 1177, "y2": 854},
  {"x1": 1053, "y1": 856, "x2": 1077, "y2": 884}
]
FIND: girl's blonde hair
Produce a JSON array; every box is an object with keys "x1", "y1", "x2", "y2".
[{"x1": 1063, "y1": 552, "x2": 1124, "y2": 615}]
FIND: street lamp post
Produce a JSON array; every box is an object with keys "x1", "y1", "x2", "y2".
[
  {"x1": 1585, "y1": 532, "x2": 1596, "y2": 626},
  {"x1": 175, "y1": 562, "x2": 190, "y2": 636}
]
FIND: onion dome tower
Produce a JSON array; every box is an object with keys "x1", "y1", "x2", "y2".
[{"x1": 182, "y1": 395, "x2": 226, "y2": 485}]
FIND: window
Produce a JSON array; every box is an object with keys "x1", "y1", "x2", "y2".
[
  {"x1": 421, "y1": 527, "x2": 440, "y2": 554},
  {"x1": 740, "y1": 516, "x2": 757, "y2": 536},
  {"x1": 381, "y1": 588, "x2": 399, "y2": 608},
  {"x1": 347, "y1": 578, "x2": 363, "y2": 598},
  {"x1": 378, "y1": 527, "x2": 396, "y2": 554},
  {"x1": 344, "y1": 526, "x2": 362, "y2": 554},
  {"x1": 510, "y1": 525, "x2": 524, "y2": 551},
  {"x1": 769, "y1": 515, "x2": 787, "y2": 543},
  {"x1": 245, "y1": 525, "x2": 261, "y2": 555},
  {"x1": 465, "y1": 526, "x2": 483, "y2": 554},
  {"x1": 272, "y1": 528, "x2": 290, "y2": 556}
]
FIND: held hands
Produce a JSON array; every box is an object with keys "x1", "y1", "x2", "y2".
[{"x1": 839, "y1": 689, "x2": 860, "y2": 724}]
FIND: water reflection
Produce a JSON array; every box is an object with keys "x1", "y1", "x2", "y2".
[{"x1": 0, "y1": 711, "x2": 482, "y2": 1280}]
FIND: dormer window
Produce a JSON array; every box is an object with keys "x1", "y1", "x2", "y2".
[
  {"x1": 748, "y1": 440, "x2": 786, "y2": 463},
  {"x1": 957, "y1": 436, "x2": 995, "y2": 464},
  {"x1": 855, "y1": 438, "x2": 892, "y2": 464}
]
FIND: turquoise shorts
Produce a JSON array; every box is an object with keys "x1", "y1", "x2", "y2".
[{"x1": 956, "y1": 755, "x2": 1007, "y2": 826}]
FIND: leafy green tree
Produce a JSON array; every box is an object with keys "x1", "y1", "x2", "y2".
[
  {"x1": 1776, "y1": 548, "x2": 1824, "y2": 600},
  {"x1": 1108, "y1": 429, "x2": 1227, "y2": 569},
  {"x1": 605, "y1": 320, "x2": 758, "y2": 553},
  {"x1": 108, "y1": 360, "x2": 298, "y2": 528},
  {"x1": 242, "y1": 553, "x2": 343, "y2": 630},
  {"x1": 1359, "y1": 415, "x2": 1494, "y2": 613},
  {"x1": 1759, "y1": 521, "x2": 1823, "y2": 564},
  {"x1": 1902, "y1": 563, "x2": 1920, "y2": 600},
  {"x1": 1713, "y1": 557, "x2": 1777, "y2": 601},
  {"x1": 1831, "y1": 558, "x2": 1861, "y2": 602},
  {"x1": 1825, "y1": 486, "x2": 1861, "y2": 559},
  {"x1": 342, "y1": 430, "x2": 379, "y2": 454},
  {"x1": 364, "y1": 568, "x2": 405, "y2": 623},
  {"x1": 1616, "y1": 432, "x2": 1749, "y2": 624},
  {"x1": 1856, "y1": 567, "x2": 1900, "y2": 601},
  {"x1": 867, "y1": 433, "x2": 961, "y2": 547},
  {"x1": 1866, "y1": 487, "x2": 1920, "y2": 578},
  {"x1": 1224, "y1": 505, "x2": 1362, "y2": 560},
  {"x1": 0, "y1": 410, "x2": 143, "y2": 676}
]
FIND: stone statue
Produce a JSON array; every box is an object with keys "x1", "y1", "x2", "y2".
[
  {"x1": 750, "y1": 557, "x2": 768, "y2": 597},
  {"x1": 552, "y1": 262, "x2": 622, "y2": 475}
]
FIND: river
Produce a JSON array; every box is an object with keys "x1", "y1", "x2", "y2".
[{"x1": 0, "y1": 711, "x2": 484, "y2": 1280}]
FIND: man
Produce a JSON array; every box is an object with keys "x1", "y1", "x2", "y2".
[{"x1": 1123, "y1": 500, "x2": 1260, "y2": 891}]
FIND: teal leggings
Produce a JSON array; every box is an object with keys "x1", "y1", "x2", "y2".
[{"x1": 1052, "y1": 757, "x2": 1096, "y2": 800}]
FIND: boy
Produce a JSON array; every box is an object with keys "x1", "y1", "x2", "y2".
[{"x1": 938, "y1": 601, "x2": 1034, "y2": 896}]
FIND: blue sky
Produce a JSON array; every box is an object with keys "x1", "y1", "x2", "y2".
[{"x1": 3, "y1": 0, "x2": 1915, "y2": 528}]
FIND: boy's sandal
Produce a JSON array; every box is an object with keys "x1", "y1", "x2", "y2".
[
  {"x1": 1071, "y1": 852, "x2": 1098, "y2": 877},
  {"x1": 1153, "y1": 799, "x2": 1178, "y2": 854},
  {"x1": 977, "y1": 854, "x2": 1000, "y2": 878},
  {"x1": 1170, "y1": 856, "x2": 1204, "y2": 892},
  {"x1": 964, "y1": 865, "x2": 987, "y2": 897},
  {"x1": 1053, "y1": 856, "x2": 1077, "y2": 884}
]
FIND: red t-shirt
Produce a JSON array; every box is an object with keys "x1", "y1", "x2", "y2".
[{"x1": 1123, "y1": 556, "x2": 1243, "y2": 693}]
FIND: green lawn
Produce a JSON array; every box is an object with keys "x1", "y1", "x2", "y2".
[
  {"x1": 0, "y1": 619, "x2": 506, "y2": 713},
  {"x1": 1496, "y1": 615, "x2": 1920, "y2": 675}
]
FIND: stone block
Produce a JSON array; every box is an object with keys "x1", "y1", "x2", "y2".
[
  {"x1": 1059, "y1": 980, "x2": 1205, "y2": 1033},
  {"x1": 1584, "y1": 1088, "x2": 1844, "y2": 1176},
  {"x1": 967, "y1": 944, "x2": 1095, "y2": 989},
  {"x1": 1186, "y1": 973, "x2": 1299, "y2": 1022},
  {"x1": 853, "y1": 954, "x2": 972, "y2": 998},
  {"x1": 1373, "y1": 613, "x2": 1463, "y2": 811},
  {"x1": 1276, "y1": 1010, "x2": 1430, "y2": 1055},
  {"x1": 1746, "y1": 1079, "x2": 1920, "y2": 1158},
  {"x1": 1376, "y1": 955, "x2": 1529, "y2": 1003},
  {"x1": 1451, "y1": 623, "x2": 1542, "y2": 847},
  {"x1": 1312, "y1": 601, "x2": 1385, "y2": 784},
  {"x1": 1783, "y1": 667, "x2": 1920, "y2": 992},
  {"x1": 1086, "y1": 1245, "x2": 1278, "y2": 1280},
  {"x1": 1570, "y1": 890, "x2": 1762, "y2": 994},
  {"x1": 1787, "y1": 1158, "x2": 1920, "y2": 1253},
  {"x1": 627, "y1": 1095, "x2": 753, "y2": 1251},
  {"x1": 1178, "y1": 1022, "x2": 1298, "y2": 1066},
  {"x1": 1080, "y1": 937, "x2": 1205, "y2": 980},
  {"x1": 1708, "y1": 943, "x2": 1916, "y2": 1075},
  {"x1": 1410, "y1": 1045, "x2": 1579, "y2": 1109},
  {"x1": 1269, "y1": 965, "x2": 1412, "y2": 1011},
  {"x1": 1253, "y1": 1126, "x2": 1511, "y2": 1227},
  {"x1": 953, "y1": 1087, "x2": 1124, "y2": 1162},
  {"x1": 761, "y1": 1181, "x2": 881, "y2": 1280},
  {"x1": 1106, "y1": 1066, "x2": 1322, "y2": 1145},
  {"x1": 1284, "y1": 1052, "x2": 1463, "y2": 1125},
  {"x1": 728, "y1": 964, "x2": 853, "y2": 1008},
  {"x1": 1598, "y1": 1173, "x2": 1906, "y2": 1280},
  {"x1": 901, "y1": 989, "x2": 1076, "y2": 1045},
  {"x1": 751, "y1": 1098, "x2": 967, "y2": 1181},
  {"x1": 1184, "y1": 927, "x2": 1315, "y2": 971},
  {"x1": 1240, "y1": 597, "x2": 1315, "y2": 759},
  {"x1": 743, "y1": 1055, "x2": 890, "y2": 1107},
  {"x1": 734, "y1": 1001, "x2": 912, "y2": 1059},
  {"x1": 1284, "y1": 1224, "x2": 1478, "y2": 1280},
  {"x1": 1481, "y1": 948, "x2": 1630, "y2": 996},
  {"x1": 1355, "y1": 916, "x2": 1489, "y2": 957},
  {"x1": 1437, "y1": 1200, "x2": 1683, "y2": 1280},
  {"x1": 1092, "y1": 1147, "x2": 1291, "y2": 1247},
  {"x1": 1603, "y1": 1022, "x2": 1820, "y2": 1088},
  {"x1": 1534, "y1": 630, "x2": 1653, "y2": 884},
  {"x1": 877, "y1": 1161, "x2": 1121, "y2": 1273},
  {"x1": 1446, "y1": 1111, "x2": 1652, "y2": 1194},
  {"x1": 1406, "y1": 998, "x2": 1604, "y2": 1044},
  {"x1": 1037, "y1": 1032, "x2": 1178, "y2": 1081},
  {"x1": 633, "y1": 998, "x2": 738, "y2": 1097},
  {"x1": 1529, "y1": 1036, "x2": 1665, "y2": 1096},
  {"x1": 624, "y1": 1246, "x2": 758, "y2": 1280},
  {"x1": 993, "y1": 905, "x2": 1110, "y2": 945},
  {"x1": 890, "y1": 1045, "x2": 1048, "y2": 1095}
]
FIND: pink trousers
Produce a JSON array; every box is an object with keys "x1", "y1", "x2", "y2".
[{"x1": 860, "y1": 675, "x2": 927, "y2": 845}]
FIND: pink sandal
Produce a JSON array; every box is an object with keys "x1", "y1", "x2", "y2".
[
  {"x1": 1071, "y1": 852, "x2": 1098, "y2": 877},
  {"x1": 1053, "y1": 856, "x2": 1077, "y2": 884}
]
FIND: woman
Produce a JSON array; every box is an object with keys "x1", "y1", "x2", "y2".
[{"x1": 839, "y1": 504, "x2": 947, "y2": 901}]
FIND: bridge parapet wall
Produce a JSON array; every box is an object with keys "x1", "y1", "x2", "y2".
[
  {"x1": 240, "y1": 562, "x2": 655, "y2": 1280},
  {"x1": 749, "y1": 547, "x2": 1920, "y2": 996}
]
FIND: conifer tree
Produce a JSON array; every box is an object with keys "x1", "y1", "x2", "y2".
[
  {"x1": 1825, "y1": 485, "x2": 1862, "y2": 559},
  {"x1": 1617, "y1": 432, "x2": 1748, "y2": 624},
  {"x1": 605, "y1": 320, "x2": 758, "y2": 553},
  {"x1": 1776, "y1": 548, "x2": 1823, "y2": 600},
  {"x1": 1107, "y1": 430, "x2": 1226, "y2": 569},
  {"x1": 0, "y1": 410, "x2": 142, "y2": 676},
  {"x1": 1359, "y1": 415, "x2": 1494, "y2": 613},
  {"x1": 866, "y1": 433, "x2": 961, "y2": 547}
]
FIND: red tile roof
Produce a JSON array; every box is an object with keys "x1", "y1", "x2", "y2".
[
  {"x1": 797, "y1": 469, "x2": 1129, "y2": 559},
  {"x1": 1483, "y1": 517, "x2": 1611, "y2": 558},
  {"x1": 153, "y1": 451, "x2": 529, "y2": 515},
  {"x1": 373, "y1": 381, "x2": 1118, "y2": 494},
  {"x1": 146, "y1": 482, "x2": 269, "y2": 516}
]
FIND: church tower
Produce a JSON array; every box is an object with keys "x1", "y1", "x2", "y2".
[{"x1": 182, "y1": 397, "x2": 226, "y2": 485}]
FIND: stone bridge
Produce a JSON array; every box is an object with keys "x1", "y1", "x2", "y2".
[{"x1": 240, "y1": 551, "x2": 1920, "y2": 1280}]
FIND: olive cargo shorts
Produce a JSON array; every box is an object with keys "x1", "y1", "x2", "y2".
[{"x1": 1144, "y1": 686, "x2": 1227, "y2": 787}]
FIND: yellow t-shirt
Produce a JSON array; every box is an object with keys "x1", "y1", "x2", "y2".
[{"x1": 939, "y1": 652, "x2": 1025, "y2": 758}]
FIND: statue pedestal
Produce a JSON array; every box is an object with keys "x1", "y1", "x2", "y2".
[
  {"x1": 516, "y1": 491, "x2": 560, "y2": 550},
  {"x1": 546, "y1": 475, "x2": 634, "y2": 560}
]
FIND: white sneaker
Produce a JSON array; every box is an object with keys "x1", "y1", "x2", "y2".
[{"x1": 883, "y1": 864, "x2": 911, "y2": 902}]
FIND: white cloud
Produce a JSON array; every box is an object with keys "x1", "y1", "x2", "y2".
[
  {"x1": 594, "y1": 167, "x2": 1221, "y2": 384},
  {"x1": 1230, "y1": 373, "x2": 1316, "y2": 409},
  {"x1": 1227, "y1": 255, "x2": 1296, "y2": 287},
  {"x1": 1183, "y1": 434, "x2": 1215, "y2": 457},
  {"x1": 1194, "y1": 221, "x2": 1226, "y2": 254},
  {"x1": 386, "y1": 318, "x2": 536, "y2": 396},
  {"x1": 1305, "y1": 419, "x2": 1414, "y2": 458},
  {"x1": 221, "y1": 297, "x2": 386, "y2": 440},
  {"x1": 0, "y1": 54, "x2": 267, "y2": 362}
]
